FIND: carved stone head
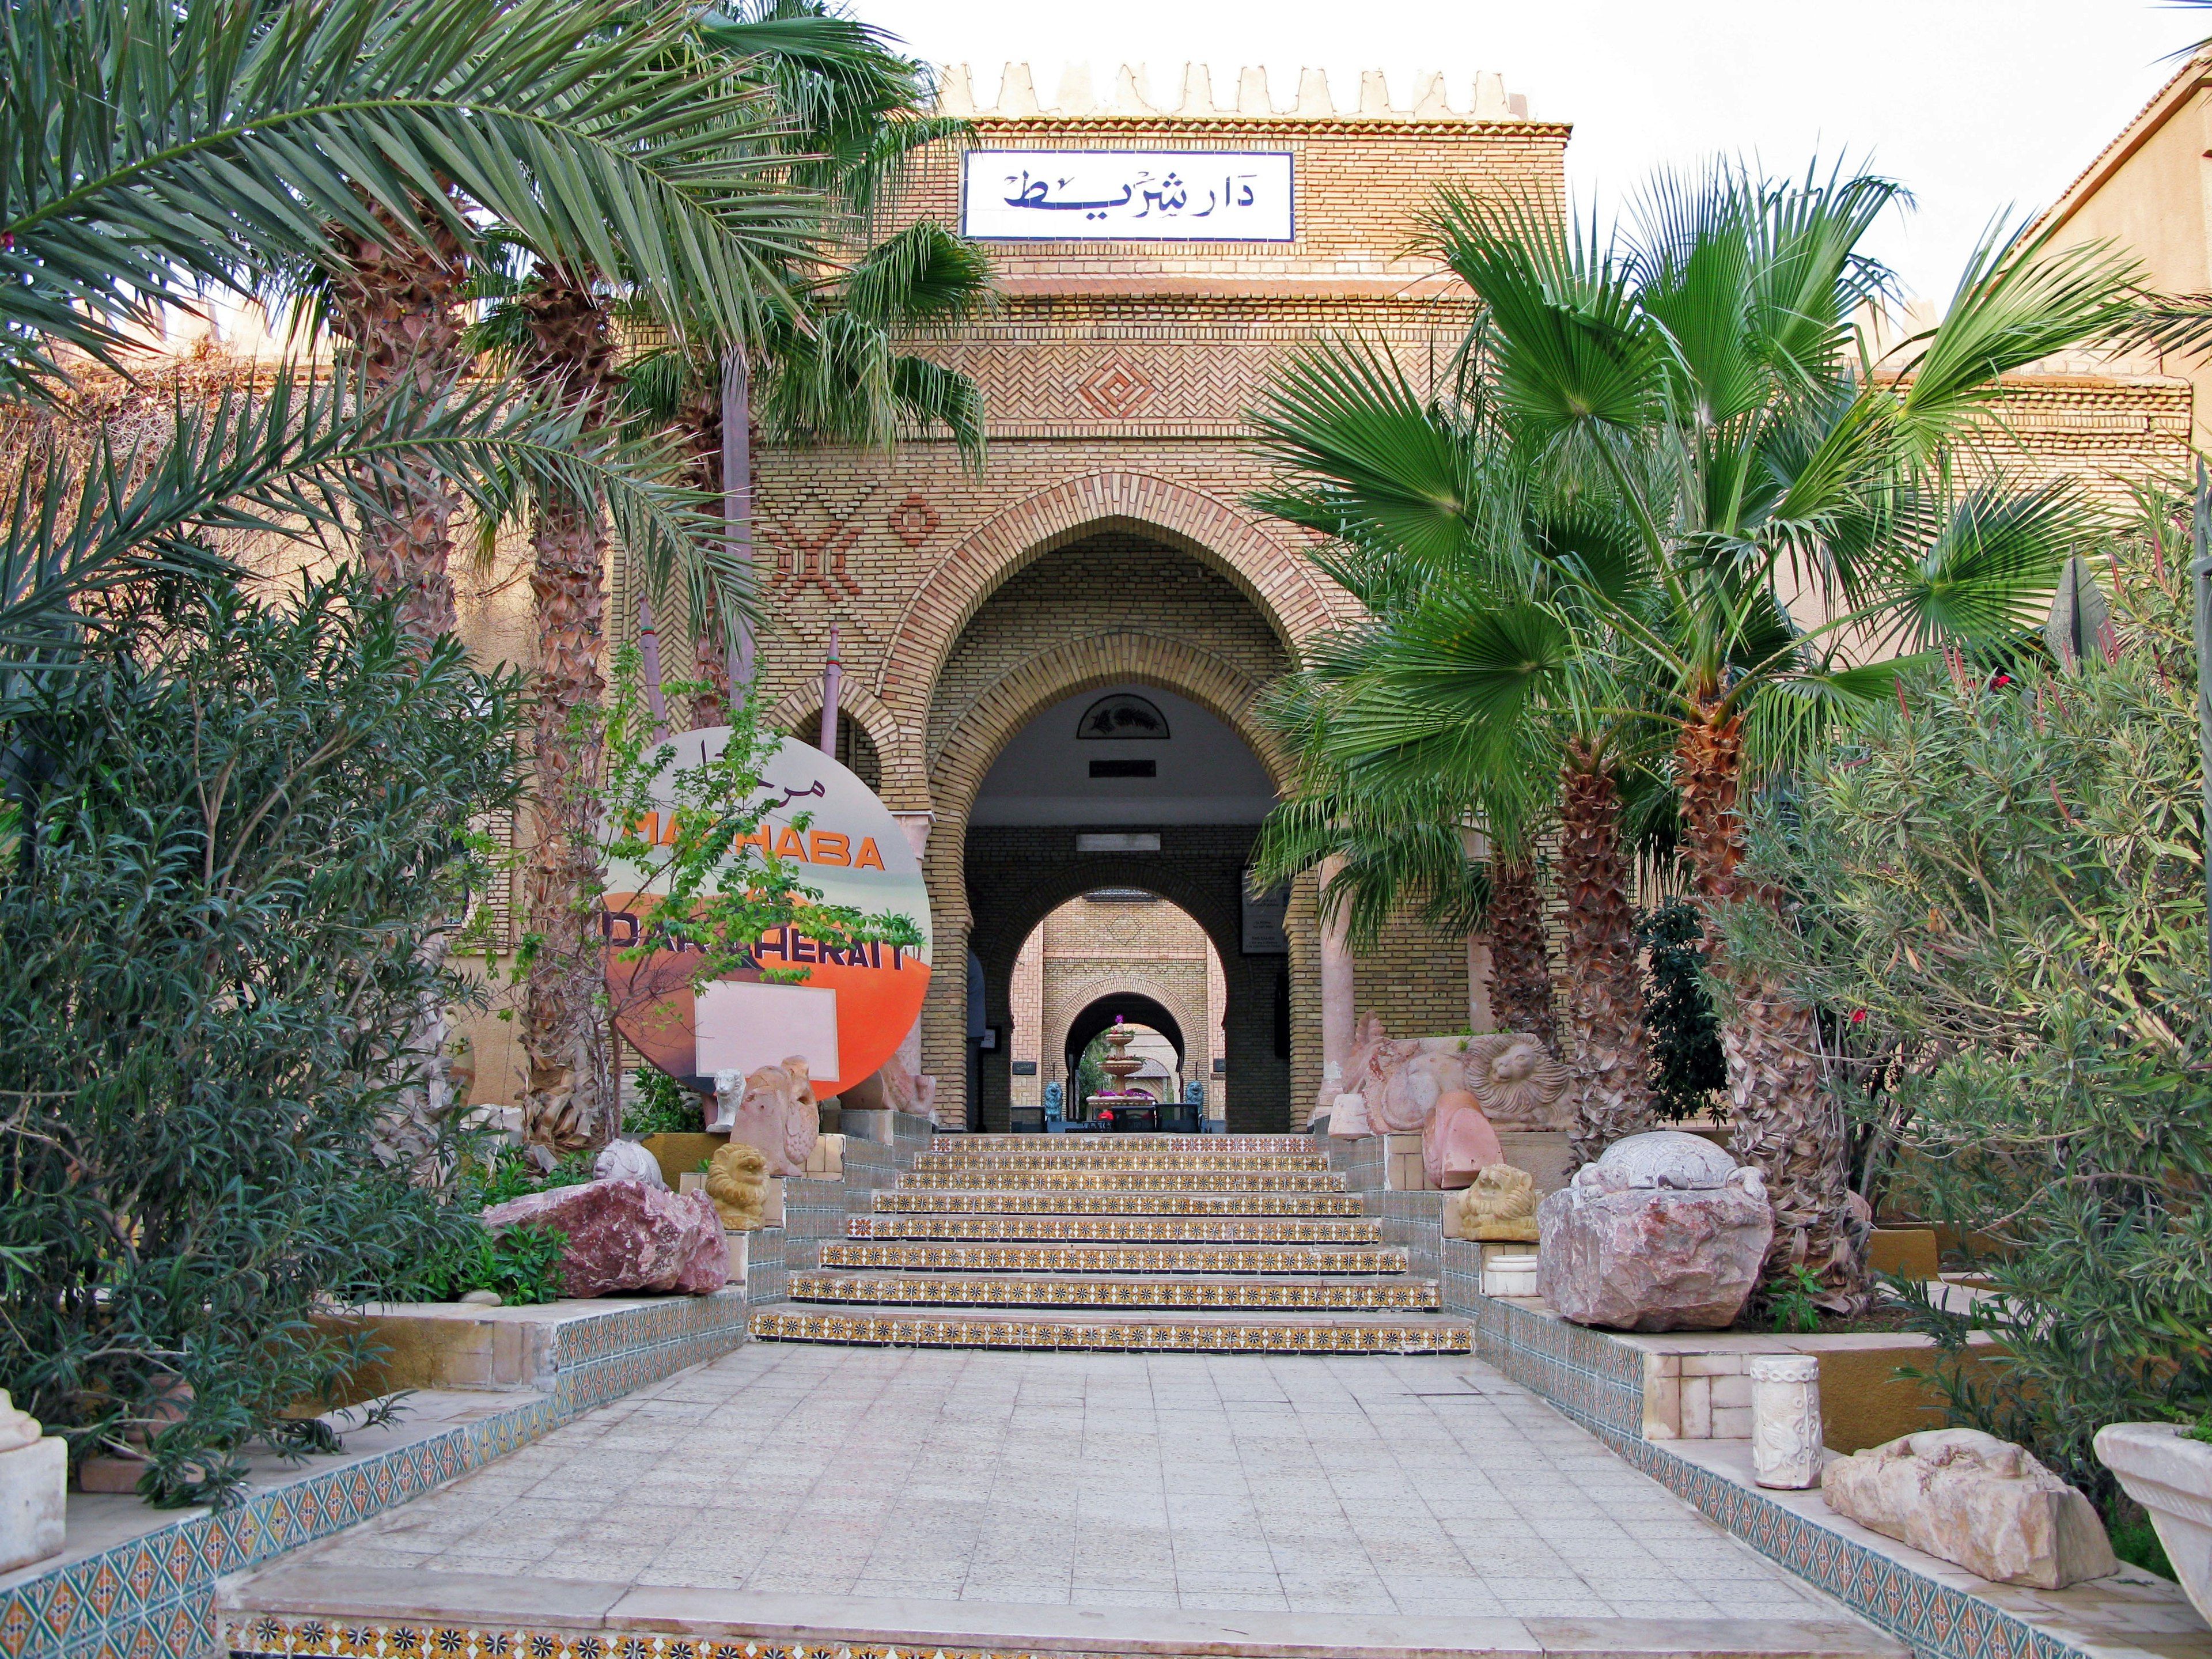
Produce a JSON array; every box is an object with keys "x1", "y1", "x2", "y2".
[
  {"x1": 1465, "y1": 1162, "x2": 1537, "y2": 1223},
  {"x1": 1463, "y1": 1033, "x2": 1571, "y2": 1127}
]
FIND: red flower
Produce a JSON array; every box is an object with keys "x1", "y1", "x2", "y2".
[{"x1": 1849, "y1": 1009, "x2": 1868, "y2": 1025}]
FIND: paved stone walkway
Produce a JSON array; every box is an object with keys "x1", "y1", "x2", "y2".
[{"x1": 314, "y1": 1343, "x2": 1837, "y2": 1622}]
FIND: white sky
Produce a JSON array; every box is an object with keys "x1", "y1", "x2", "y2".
[{"x1": 866, "y1": 0, "x2": 2197, "y2": 304}]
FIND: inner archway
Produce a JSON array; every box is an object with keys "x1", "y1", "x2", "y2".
[{"x1": 921, "y1": 528, "x2": 1301, "y2": 1132}]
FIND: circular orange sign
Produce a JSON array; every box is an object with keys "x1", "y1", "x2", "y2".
[{"x1": 600, "y1": 730, "x2": 930, "y2": 1097}]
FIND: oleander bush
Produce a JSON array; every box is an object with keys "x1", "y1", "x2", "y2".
[
  {"x1": 0, "y1": 574, "x2": 524, "y2": 1505},
  {"x1": 1718, "y1": 502, "x2": 2212, "y2": 1507}
]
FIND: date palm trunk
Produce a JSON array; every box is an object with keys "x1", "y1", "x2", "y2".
[
  {"x1": 518, "y1": 275, "x2": 620, "y2": 1153},
  {"x1": 1488, "y1": 853, "x2": 1557, "y2": 1051},
  {"x1": 324, "y1": 200, "x2": 468, "y2": 1172},
  {"x1": 325, "y1": 202, "x2": 467, "y2": 643},
  {"x1": 1676, "y1": 692, "x2": 1868, "y2": 1310},
  {"x1": 677, "y1": 378, "x2": 735, "y2": 727},
  {"x1": 1559, "y1": 745, "x2": 1650, "y2": 1169}
]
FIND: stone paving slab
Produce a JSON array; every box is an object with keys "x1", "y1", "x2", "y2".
[{"x1": 268, "y1": 1344, "x2": 1853, "y2": 1623}]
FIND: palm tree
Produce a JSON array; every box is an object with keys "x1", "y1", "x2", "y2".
[
  {"x1": 1250, "y1": 164, "x2": 2139, "y2": 1304},
  {"x1": 1248, "y1": 362, "x2": 1651, "y2": 1164},
  {"x1": 667, "y1": 0, "x2": 991, "y2": 719},
  {"x1": 461, "y1": 8, "x2": 987, "y2": 1151}
]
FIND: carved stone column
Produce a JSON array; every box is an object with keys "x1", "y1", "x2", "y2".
[
  {"x1": 1750, "y1": 1354, "x2": 1824, "y2": 1489},
  {"x1": 1319, "y1": 855, "x2": 1355, "y2": 1100}
]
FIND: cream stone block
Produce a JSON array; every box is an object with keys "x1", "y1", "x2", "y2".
[
  {"x1": 0, "y1": 1433, "x2": 65, "y2": 1573},
  {"x1": 1384, "y1": 1132, "x2": 1431, "y2": 1191},
  {"x1": 1711, "y1": 1407, "x2": 1754, "y2": 1440},
  {"x1": 1711, "y1": 1373, "x2": 1755, "y2": 1410},
  {"x1": 1681, "y1": 1353, "x2": 1745, "y2": 1377},
  {"x1": 1829, "y1": 1429, "x2": 2117, "y2": 1589},
  {"x1": 1683, "y1": 1377, "x2": 1713, "y2": 1438},
  {"x1": 725, "y1": 1231, "x2": 749, "y2": 1286},
  {"x1": 805, "y1": 1133, "x2": 846, "y2": 1180},
  {"x1": 1642, "y1": 1354, "x2": 1683, "y2": 1441}
]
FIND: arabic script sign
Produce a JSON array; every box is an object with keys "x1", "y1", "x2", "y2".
[{"x1": 962, "y1": 150, "x2": 1294, "y2": 243}]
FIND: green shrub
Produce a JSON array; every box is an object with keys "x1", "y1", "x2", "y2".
[
  {"x1": 1637, "y1": 899, "x2": 1728, "y2": 1121},
  {"x1": 407, "y1": 1218, "x2": 567, "y2": 1305},
  {"x1": 1721, "y1": 506, "x2": 2212, "y2": 1509},
  {"x1": 0, "y1": 577, "x2": 523, "y2": 1505},
  {"x1": 622, "y1": 1066, "x2": 704, "y2": 1135}
]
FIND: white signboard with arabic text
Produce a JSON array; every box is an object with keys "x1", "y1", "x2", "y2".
[{"x1": 963, "y1": 150, "x2": 1294, "y2": 242}]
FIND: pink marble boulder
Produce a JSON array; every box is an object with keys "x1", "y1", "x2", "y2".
[
  {"x1": 1535, "y1": 1131, "x2": 1772, "y2": 1331},
  {"x1": 1422, "y1": 1088, "x2": 1504, "y2": 1189},
  {"x1": 480, "y1": 1178, "x2": 729, "y2": 1297}
]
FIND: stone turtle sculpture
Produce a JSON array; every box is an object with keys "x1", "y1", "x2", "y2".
[{"x1": 1536, "y1": 1130, "x2": 1772, "y2": 1331}]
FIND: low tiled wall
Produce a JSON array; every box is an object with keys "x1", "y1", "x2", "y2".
[
  {"x1": 1, "y1": 1291, "x2": 750, "y2": 1659},
  {"x1": 1416, "y1": 1202, "x2": 2186, "y2": 1659}
]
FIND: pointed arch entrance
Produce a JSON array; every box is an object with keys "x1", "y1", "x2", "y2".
[{"x1": 916, "y1": 515, "x2": 1300, "y2": 1131}]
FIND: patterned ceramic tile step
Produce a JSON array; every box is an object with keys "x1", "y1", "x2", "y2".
[
  {"x1": 224, "y1": 1569, "x2": 1910, "y2": 1659},
  {"x1": 910, "y1": 1150, "x2": 1332, "y2": 1173},
  {"x1": 941, "y1": 1132, "x2": 1317, "y2": 1154},
  {"x1": 818, "y1": 1240, "x2": 1410, "y2": 1274},
  {"x1": 747, "y1": 1306, "x2": 1475, "y2": 1353},
  {"x1": 870, "y1": 1190, "x2": 1366, "y2": 1216},
  {"x1": 895, "y1": 1169, "x2": 1347, "y2": 1193},
  {"x1": 787, "y1": 1270, "x2": 1441, "y2": 1310},
  {"x1": 844, "y1": 1214, "x2": 1387, "y2": 1243}
]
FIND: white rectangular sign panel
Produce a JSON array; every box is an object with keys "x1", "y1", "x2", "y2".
[
  {"x1": 962, "y1": 150, "x2": 1294, "y2": 242},
  {"x1": 695, "y1": 980, "x2": 839, "y2": 1083}
]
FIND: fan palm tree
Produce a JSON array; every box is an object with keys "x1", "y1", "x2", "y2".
[
  {"x1": 1249, "y1": 162, "x2": 2141, "y2": 1305},
  {"x1": 1248, "y1": 360, "x2": 1656, "y2": 1162}
]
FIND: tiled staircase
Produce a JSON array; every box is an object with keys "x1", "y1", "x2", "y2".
[{"x1": 749, "y1": 1132, "x2": 1473, "y2": 1353}]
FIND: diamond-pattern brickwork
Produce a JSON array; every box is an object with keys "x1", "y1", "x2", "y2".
[{"x1": 753, "y1": 1132, "x2": 1469, "y2": 1353}]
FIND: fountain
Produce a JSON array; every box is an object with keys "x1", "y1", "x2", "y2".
[{"x1": 1086, "y1": 1018, "x2": 1160, "y2": 1132}]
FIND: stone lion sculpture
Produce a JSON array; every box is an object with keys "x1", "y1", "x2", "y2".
[
  {"x1": 1463, "y1": 1032, "x2": 1573, "y2": 1129},
  {"x1": 713, "y1": 1056, "x2": 820, "y2": 1176},
  {"x1": 704, "y1": 1141, "x2": 770, "y2": 1230},
  {"x1": 1444, "y1": 1162, "x2": 1539, "y2": 1241},
  {"x1": 1373, "y1": 1048, "x2": 1470, "y2": 1134}
]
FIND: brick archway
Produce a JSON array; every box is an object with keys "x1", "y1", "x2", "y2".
[
  {"x1": 922, "y1": 630, "x2": 1289, "y2": 935},
  {"x1": 872, "y1": 473, "x2": 1350, "y2": 721}
]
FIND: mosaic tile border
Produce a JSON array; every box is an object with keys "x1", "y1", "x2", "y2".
[
  {"x1": 843, "y1": 1215, "x2": 1385, "y2": 1244},
  {"x1": 1430, "y1": 1278, "x2": 2109, "y2": 1659},
  {"x1": 785, "y1": 1272, "x2": 1439, "y2": 1311},
  {"x1": 747, "y1": 1309, "x2": 1474, "y2": 1353},
  {"x1": 2, "y1": 1296, "x2": 751, "y2": 1659},
  {"x1": 869, "y1": 1192, "x2": 1365, "y2": 1217},
  {"x1": 893, "y1": 1171, "x2": 1346, "y2": 1194},
  {"x1": 816, "y1": 1243, "x2": 1408, "y2": 1275}
]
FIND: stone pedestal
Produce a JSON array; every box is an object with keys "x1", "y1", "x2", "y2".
[
  {"x1": 1481, "y1": 1252, "x2": 1540, "y2": 1297},
  {"x1": 0, "y1": 1435, "x2": 66, "y2": 1571},
  {"x1": 1751, "y1": 1354, "x2": 1824, "y2": 1490}
]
